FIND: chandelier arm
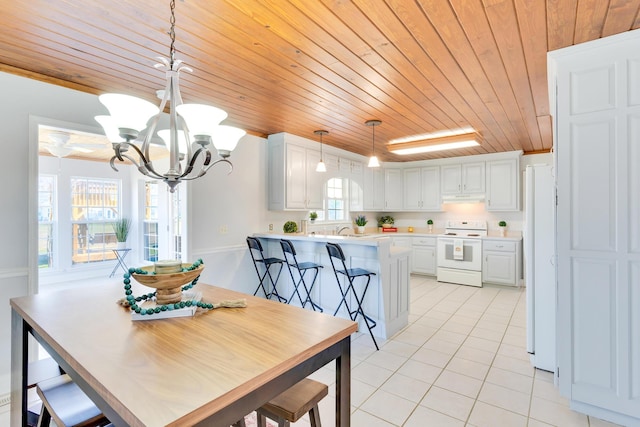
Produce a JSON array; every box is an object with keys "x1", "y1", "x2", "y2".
[
  {"x1": 175, "y1": 147, "x2": 210, "y2": 179},
  {"x1": 117, "y1": 141, "x2": 165, "y2": 180},
  {"x1": 202, "y1": 158, "x2": 233, "y2": 176}
]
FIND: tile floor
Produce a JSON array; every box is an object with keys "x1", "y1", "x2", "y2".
[
  {"x1": 2, "y1": 275, "x2": 626, "y2": 427},
  {"x1": 295, "y1": 275, "x2": 624, "y2": 427}
]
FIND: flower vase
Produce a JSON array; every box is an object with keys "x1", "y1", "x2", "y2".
[
  {"x1": 357, "y1": 226, "x2": 365, "y2": 234},
  {"x1": 117, "y1": 241, "x2": 127, "y2": 249},
  {"x1": 428, "y1": 224, "x2": 433, "y2": 233},
  {"x1": 499, "y1": 227, "x2": 506, "y2": 237}
]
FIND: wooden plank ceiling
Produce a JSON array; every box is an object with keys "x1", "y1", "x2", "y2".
[{"x1": 2, "y1": 0, "x2": 639, "y2": 162}]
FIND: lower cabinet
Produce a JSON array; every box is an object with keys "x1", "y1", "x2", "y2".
[
  {"x1": 412, "y1": 236, "x2": 437, "y2": 275},
  {"x1": 482, "y1": 239, "x2": 521, "y2": 286}
]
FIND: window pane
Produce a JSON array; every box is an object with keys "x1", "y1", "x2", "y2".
[
  {"x1": 143, "y1": 181, "x2": 159, "y2": 262},
  {"x1": 38, "y1": 175, "x2": 56, "y2": 270},
  {"x1": 70, "y1": 177, "x2": 121, "y2": 265}
]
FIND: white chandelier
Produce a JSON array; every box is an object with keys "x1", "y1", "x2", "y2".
[{"x1": 95, "y1": 0, "x2": 245, "y2": 192}]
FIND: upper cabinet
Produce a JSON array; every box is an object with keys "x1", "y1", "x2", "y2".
[
  {"x1": 384, "y1": 168, "x2": 403, "y2": 211},
  {"x1": 441, "y1": 162, "x2": 485, "y2": 195},
  {"x1": 486, "y1": 158, "x2": 520, "y2": 211},
  {"x1": 268, "y1": 133, "x2": 324, "y2": 211},
  {"x1": 363, "y1": 167, "x2": 385, "y2": 211},
  {"x1": 403, "y1": 166, "x2": 441, "y2": 211}
]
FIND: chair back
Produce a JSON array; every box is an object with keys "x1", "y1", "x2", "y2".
[
  {"x1": 247, "y1": 236, "x2": 267, "y2": 267},
  {"x1": 326, "y1": 242, "x2": 349, "y2": 273},
  {"x1": 280, "y1": 239, "x2": 299, "y2": 267}
]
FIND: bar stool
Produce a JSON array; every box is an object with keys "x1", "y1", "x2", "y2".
[
  {"x1": 280, "y1": 239, "x2": 323, "y2": 312},
  {"x1": 36, "y1": 374, "x2": 108, "y2": 427},
  {"x1": 247, "y1": 236, "x2": 287, "y2": 302},
  {"x1": 325, "y1": 242, "x2": 379, "y2": 350},
  {"x1": 233, "y1": 378, "x2": 328, "y2": 427}
]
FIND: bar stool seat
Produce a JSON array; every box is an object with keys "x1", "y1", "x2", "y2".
[
  {"x1": 280, "y1": 239, "x2": 323, "y2": 312},
  {"x1": 234, "y1": 378, "x2": 328, "y2": 427},
  {"x1": 36, "y1": 374, "x2": 108, "y2": 427},
  {"x1": 247, "y1": 236, "x2": 287, "y2": 302},
  {"x1": 326, "y1": 242, "x2": 379, "y2": 350}
]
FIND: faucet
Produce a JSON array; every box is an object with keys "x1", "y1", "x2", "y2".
[{"x1": 336, "y1": 226, "x2": 350, "y2": 235}]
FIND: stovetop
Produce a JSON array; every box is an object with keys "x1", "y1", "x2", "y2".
[{"x1": 441, "y1": 220, "x2": 488, "y2": 238}]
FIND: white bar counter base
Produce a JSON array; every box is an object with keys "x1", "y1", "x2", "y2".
[{"x1": 253, "y1": 233, "x2": 411, "y2": 340}]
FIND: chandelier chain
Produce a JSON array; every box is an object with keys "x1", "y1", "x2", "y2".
[{"x1": 169, "y1": 0, "x2": 176, "y2": 63}]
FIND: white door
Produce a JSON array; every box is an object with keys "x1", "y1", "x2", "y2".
[
  {"x1": 486, "y1": 159, "x2": 519, "y2": 211},
  {"x1": 552, "y1": 30, "x2": 640, "y2": 422},
  {"x1": 403, "y1": 167, "x2": 422, "y2": 210},
  {"x1": 420, "y1": 166, "x2": 441, "y2": 211},
  {"x1": 462, "y1": 162, "x2": 485, "y2": 193}
]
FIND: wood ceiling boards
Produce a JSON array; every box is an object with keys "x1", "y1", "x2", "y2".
[{"x1": 2, "y1": 0, "x2": 640, "y2": 162}]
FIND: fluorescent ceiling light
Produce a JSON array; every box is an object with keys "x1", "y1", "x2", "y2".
[{"x1": 387, "y1": 131, "x2": 480, "y2": 155}]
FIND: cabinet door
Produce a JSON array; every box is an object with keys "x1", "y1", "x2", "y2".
[
  {"x1": 421, "y1": 166, "x2": 441, "y2": 211},
  {"x1": 413, "y1": 246, "x2": 436, "y2": 275},
  {"x1": 349, "y1": 160, "x2": 364, "y2": 211},
  {"x1": 483, "y1": 251, "x2": 516, "y2": 285},
  {"x1": 286, "y1": 144, "x2": 307, "y2": 209},
  {"x1": 305, "y1": 149, "x2": 324, "y2": 209},
  {"x1": 487, "y1": 159, "x2": 519, "y2": 211},
  {"x1": 462, "y1": 162, "x2": 485, "y2": 193},
  {"x1": 384, "y1": 168, "x2": 403, "y2": 210},
  {"x1": 363, "y1": 167, "x2": 384, "y2": 210},
  {"x1": 403, "y1": 168, "x2": 422, "y2": 210},
  {"x1": 441, "y1": 165, "x2": 461, "y2": 194}
]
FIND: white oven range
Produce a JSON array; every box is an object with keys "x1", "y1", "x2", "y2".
[{"x1": 437, "y1": 220, "x2": 487, "y2": 287}]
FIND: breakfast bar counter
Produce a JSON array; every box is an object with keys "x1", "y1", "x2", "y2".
[{"x1": 253, "y1": 233, "x2": 411, "y2": 340}]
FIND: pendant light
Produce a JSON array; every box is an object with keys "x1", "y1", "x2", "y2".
[
  {"x1": 314, "y1": 130, "x2": 328, "y2": 172},
  {"x1": 366, "y1": 120, "x2": 381, "y2": 168}
]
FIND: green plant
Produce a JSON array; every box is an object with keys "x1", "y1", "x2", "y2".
[
  {"x1": 354, "y1": 215, "x2": 368, "y2": 226},
  {"x1": 112, "y1": 218, "x2": 131, "y2": 242},
  {"x1": 427, "y1": 219, "x2": 433, "y2": 225},
  {"x1": 378, "y1": 215, "x2": 395, "y2": 227},
  {"x1": 498, "y1": 221, "x2": 507, "y2": 227},
  {"x1": 309, "y1": 211, "x2": 318, "y2": 220},
  {"x1": 283, "y1": 221, "x2": 298, "y2": 233}
]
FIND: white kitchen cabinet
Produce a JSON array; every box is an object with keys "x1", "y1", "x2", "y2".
[
  {"x1": 412, "y1": 236, "x2": 437, "y2": 275},
  {"x1": 551, "y1": 31, "x2": 640, "y2": 424},
  {"x1": 482, "y1": 239, "x2": 520, "y2": 286},
  {"x1": 335, "y1": 157, "x2": 364, "y2": 211},
  {"x1": 441, "y1": 162, "x2": 485, "y2": 195},
  {"x1": 384, "y1": 168, "x2": 403, "y2": 210},
  {"x1": 363, "y1": 167, "x2": 385, "y2": 211},
  {"x1": 403, "y1": 166, "x2": 441, "y2": 211},
  {"x1": 268, "y1": 134, "x2": 323, "y2": 210},
  {"x1": 486, "y1": 158, "x2": 520, "y2": 211}
]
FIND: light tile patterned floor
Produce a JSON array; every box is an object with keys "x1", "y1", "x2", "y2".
[{"x1": 297, "y1": 275, "x2": 625, "y2": 427}]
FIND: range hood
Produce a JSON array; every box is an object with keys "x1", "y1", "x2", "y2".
[{"x1": 441, "y1": 193, "x2": 485, "y2": 203}]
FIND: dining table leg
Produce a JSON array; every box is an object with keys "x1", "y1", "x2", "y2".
[
  {"x1": 10, "y1": 308, "x2": 29, "y2": 427},
  {"x1": 335, "y1": 336, "x2": 351, "y2": 427}
]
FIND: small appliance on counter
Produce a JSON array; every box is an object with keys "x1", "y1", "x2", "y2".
[{"x1": 436, "y1": 220, "x2": 487, "y2": 287}]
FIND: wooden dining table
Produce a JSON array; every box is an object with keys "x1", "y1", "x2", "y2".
[{"x1": 10, "y1": 282, "x2": 357, "y2": 426}]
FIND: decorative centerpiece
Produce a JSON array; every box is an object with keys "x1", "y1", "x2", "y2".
[
  {"x1": 121, "y1": 259, "x2": 246, "y2": 320},
  {"x1": 378, "y1": 215, "x2": 395, "y2": 229}
]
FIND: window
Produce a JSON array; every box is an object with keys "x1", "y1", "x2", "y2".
[
  {"x1": 70, "y1": 177, "x2": 120, "y2": 264},
  {"x1": 326, "y1": 178, "x2": 346, "y2": 221},
  {"x1": 143, "y1": 181, "x2": 159, "y2": 262},
  {"x1": 171, "y1": 186, "x2": 183, "y2": 260},
  {"x1": 38, "y1": 175, "x2": 56, "y2": 269}
]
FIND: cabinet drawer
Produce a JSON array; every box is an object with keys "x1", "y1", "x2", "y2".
[
  {"x1": 483, "y1": 240, "x2": 516, "y2": 252},
  {"x1": 412, "y1": 236, "x2": 436, "y2": 246}
]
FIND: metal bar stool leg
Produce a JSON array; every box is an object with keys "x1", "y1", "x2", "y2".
[{"x1": 349, "y1": 274, "x2": 379, "y2": 350}]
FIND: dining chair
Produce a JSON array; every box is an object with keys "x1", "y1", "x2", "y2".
[
  {"x1": 246, "y1": 236, "x2": 287, "y2": 302},
  {"x1": 279, "y1": 239, "x2": 323, "y2": 312},
  {"x1": 35, "y1": 373, "x2": 109, "y2": 427},
  {"x1": 325, "y1": 242, "x2": 379, "y2": 350}
]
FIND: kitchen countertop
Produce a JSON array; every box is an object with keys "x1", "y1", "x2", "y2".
[{"x1": 256, "y1": 229, "x2": 522, "y2": 243}]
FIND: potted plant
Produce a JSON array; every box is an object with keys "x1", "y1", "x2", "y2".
[
  {"x1": 427, "y1": 219, "x2": 434, "y2": 232},
  {"x1": 309, "y1": 211, "x2": 318, "y2": 224},
  {"x1": 283, "y1": 221, "x2": 298, "y2": 233},
  {"x1": 112, "y1": 218, "x2": 131, "y2": 249},
  {"x1": 378, "y1": 215, "x2": 395, "y2": 229},
  {"x1": 354, "y1": 215, "x2": 367, "y2": 234},
  {"x1": 498, "y1": 220, "x2": 507, "y2": 236}
]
